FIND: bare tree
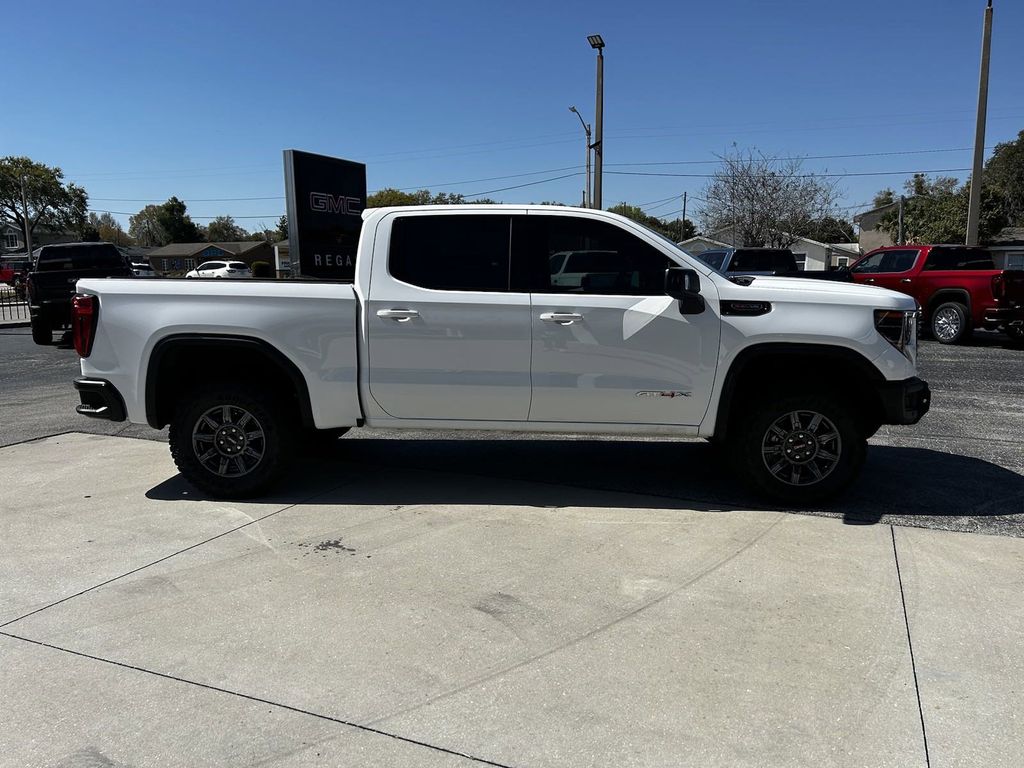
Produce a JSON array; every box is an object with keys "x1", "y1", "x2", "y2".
[{"x1": 701, "y1": 149, "x2": 841, "y2": 248}]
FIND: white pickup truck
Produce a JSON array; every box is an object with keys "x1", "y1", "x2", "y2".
[{"x1": 70, "y1": 205, "x2": 930, "y2": 503}]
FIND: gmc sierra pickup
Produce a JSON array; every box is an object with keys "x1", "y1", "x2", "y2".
[
  {"x1": 850, "y1": 244, "x2": 1024, "y2": 344},
  {"x1": 71, "y1": 205, "x2": 930, "y2": 503}
]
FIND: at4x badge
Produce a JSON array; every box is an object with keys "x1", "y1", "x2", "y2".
[{"x1": 635, "y1": 390, "x2": 691, "y2": 398}]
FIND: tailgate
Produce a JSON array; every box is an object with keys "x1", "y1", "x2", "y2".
[{"x1": 998, "y1": 270, "x2": 1024, "y2": 305}]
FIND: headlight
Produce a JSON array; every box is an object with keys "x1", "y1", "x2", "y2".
[{"x1": 874, "y1": 309, "x2": 918, "y2": 364}]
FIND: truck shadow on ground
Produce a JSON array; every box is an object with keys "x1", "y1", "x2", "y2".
[{"x1": 147, "y1": 437, "x2": 1024, "y2": 529}]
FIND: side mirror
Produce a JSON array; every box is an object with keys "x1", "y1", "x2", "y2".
[{"x1": 665, "y1": 267, "x2": 705, "y2": 314}]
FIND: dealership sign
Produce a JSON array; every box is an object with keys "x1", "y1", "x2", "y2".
[{"x1": 283, "y1": 149, "x2": 367, "y2": 279}]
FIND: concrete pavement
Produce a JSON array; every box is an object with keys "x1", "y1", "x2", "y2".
[{"x1": 2, "y1": 433, "x2": 1022, "y2": 767}]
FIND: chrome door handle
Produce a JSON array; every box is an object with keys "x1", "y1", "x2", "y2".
[
  {"x1": 540, "y1": 312, "x2": 584, "y2": 325},
  {"x1": 376, "y1": 308, "x2": 419, "y2": 322},
  {"x1": 866, "y1": 278, "x2": 876, "y2": 283},
  {"x1": 900, "y1": 278, "x2": 912, "y2": 283}
]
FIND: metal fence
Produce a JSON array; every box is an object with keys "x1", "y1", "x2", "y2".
[{"x1": 0, "y1": 286, "x2": 29, "y2": 322}]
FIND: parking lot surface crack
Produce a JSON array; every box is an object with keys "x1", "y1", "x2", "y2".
[
  {"x1": 0, "y1": 474, "x2": 371, "y2": 631},
  {"x1": 891, "y1": 525, "x2": 931, "y2": 768},
  {"x1": 0, "y1": 631, "x2": 518, "y2": 768}
]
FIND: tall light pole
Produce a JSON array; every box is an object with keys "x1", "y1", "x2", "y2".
[
  {"x1": 587, "y1": 34, "x2": 605, "y2": 209},
  {"x1": 966, "y1": 0, "x2": 994, "y2": 246},
  {"x1": 569, "y1": 106, "x2": 591, "y2": 207}
]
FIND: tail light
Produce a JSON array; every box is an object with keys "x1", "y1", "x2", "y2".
[
  {"x1": 72, "y1": 294, "x2": 98, "y2": 358},
  {"x1": 992, "y1": 274, "x2": 1005, "y2": 301}
]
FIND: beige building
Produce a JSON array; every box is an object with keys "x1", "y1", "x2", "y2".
[{"x1": 853, "y1": 202, "x2": 899, "y2": 252}]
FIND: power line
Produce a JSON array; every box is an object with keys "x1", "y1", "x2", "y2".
[
  {"x1": 92, "y1": 196, "x2": 285, "y2": 202},
  {"x1": 463, "y1": 172, "x2": 583, "y2": 198},
  {"x1": 89, "y1": 209, "x2": 282, "y2": 220},
  {"x1": 604, "y1": 146, "x2": 989, "y2": 168},
  {"x1": 606, "y1": 167, "x2": 972, "y2": 179}
]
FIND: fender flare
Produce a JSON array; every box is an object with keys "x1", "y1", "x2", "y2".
[{"x1": 145, "y1": 334, "x2": 315, "y2": 430}]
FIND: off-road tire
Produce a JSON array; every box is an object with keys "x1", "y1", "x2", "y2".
[
  {"x1": 169, "y1": 385, "x2": 294, "y2": 498},
  {"x1": 730, "y1": 393, "x2": 866, "y2": 505},
  {"x1": 30, "y1": 316, "x2": 51, "y2": 345},
  {"x1": 930, "y1": 302, "x2": 971, "y2": 345}
]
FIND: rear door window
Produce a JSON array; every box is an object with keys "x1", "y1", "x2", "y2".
[
  {"x1": 35, "y1": 244, "x2": 126, "y2": 271},
  {"x1": 923, "y1": 247, "x2": 994, "y2": 271},
  {"x1": 388, "y1": 214, "x2": 512, "y2": 292},
  {"x1": 228, "y1": 262, "x2": 248, "y2": 270}
]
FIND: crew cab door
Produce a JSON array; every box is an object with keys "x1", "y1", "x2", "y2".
[
  {"x1": 851, "y1": 248, "x2": 922, "y2": 299},
  {"x1": 366, "y1": 211, "x2": 532, "y2": 421},
  {"x1": 520, "y1": 213, "x2": 720, "y2": 426}
]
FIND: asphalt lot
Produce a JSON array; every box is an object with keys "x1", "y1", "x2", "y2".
[
  {"x1": 1, "y1": 325, "x2": 1021, "y2": 535},
  {"x1": 2, "y1": 325, "x2": 1023, "y2": 767}
]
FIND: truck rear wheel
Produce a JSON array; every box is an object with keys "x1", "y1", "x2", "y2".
[
  {"x1": 169, "y1": 385, "x2": 294, "y2": 498},
  {"x1": 730, "y1": 393, "x2": 866, "y2": 505},
  {"x1": 931, "y1": 302, "x2": 971, "y2": 344},
  {"x1": 30, "y1": 316, "x2": 51, "y2": 345}
]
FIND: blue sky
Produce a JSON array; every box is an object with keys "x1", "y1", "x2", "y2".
[{"x1": 4, "y1": 0, "x2": 1022, "y2": 233}]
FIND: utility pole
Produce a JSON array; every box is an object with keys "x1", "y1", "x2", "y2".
[
  {"x1": 20, "y1": 175, "x2": 33, "y2": 259},
  {"x1": 588, "y1": 35, "x2": 605, "y2": 209},
  {"x1": 898, "y1": 195, "x2": 905, "y2": 245},
  {"x1": 966, "y1": 0, "x2": 993, "y2": 246},
  {"x1": 681, "y1": 192, "x2": 688, "y2": 242}
]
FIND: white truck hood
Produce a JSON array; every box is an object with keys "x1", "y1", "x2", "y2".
[{"x1": 716, "y1": 275, "x2": 917, "y2": 309}]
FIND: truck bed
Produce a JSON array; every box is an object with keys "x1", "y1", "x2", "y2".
[{"x1": 77, "y1": 277, "x2": 363, "y2": 429}]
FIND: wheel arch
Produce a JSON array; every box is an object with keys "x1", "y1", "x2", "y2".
[
  {"x1": 145, "y1": 334, "x2": 315, "y2": 430},
  {"x1": 712, "y1": 343, "x2": 886, "y2": 443},
  {"x1": 926, "y1": 288, "x2": 971, "y2": 319}
]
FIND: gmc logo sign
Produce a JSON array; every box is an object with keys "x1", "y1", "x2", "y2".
[{"x1": 309, "y1": 192, "x2": 363, "y2": 215}]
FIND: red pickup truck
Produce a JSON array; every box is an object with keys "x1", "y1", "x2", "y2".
[{"x1": 849, "y1": 245, "x2": 1024, "y2": 344}]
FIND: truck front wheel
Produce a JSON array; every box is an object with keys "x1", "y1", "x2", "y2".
[
  {"x1": 731, "y1": 394, "x2": 866, "y2": 505},
  {"x1": 169, "y1": 385, "x2": 294, "y2": 498}
]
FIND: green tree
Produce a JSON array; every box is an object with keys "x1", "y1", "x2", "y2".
[
  {"x1": 872, "y1": 188, "x2": 896, "y2": 208},
  {"x1": 366, "y1": 188, "x2": 478, "y2": 207},
  {"x1": 88, "y1": 212, "x2": 132, "y2": 245},
  {"x1": 157, "y1": 196, "x2": 202, "y2": 243},
  {"x1": 878, "y1": 175, "x2": 1007, "y2": 244},
  {"x1": 129, "y1": 204, "x2": 168, "y2": 246},
  {"x1": 206, "y1": 215, "x2": 248, "y2": 242},
  {"x1": 275, "y1": 215, "x2": 288, "y2": 241},
  {"x1": 129, "y1": 197, "x2": 203, "y2": 245},
  {"x1": 0, "y1": 156, "x2": 88, "y2": 245},
  {"x1": 985, "y1": 129, "x2": 1024, "y2": 226},
  {"x1": 607, "y1": 203, "x2": 696, "y2": 243}
]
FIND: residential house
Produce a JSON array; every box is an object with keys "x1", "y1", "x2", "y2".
[
  {"x1": 989, "y1": 227, "x2": 1024, "y2": 270},
  {"x1": 680, "y1": 226, "x2": 860, "y2": 271},
  {"x1": 2, "y1": 222, "x2": 79, "y2": 256},
  {"x1": 853, "y1": 201, "x2": 900, "y2": 253},
  {"x1": 147, "y1": 241, "x2": 275, "y2": 274}
]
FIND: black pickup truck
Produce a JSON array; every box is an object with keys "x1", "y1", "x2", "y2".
[
  {"x1": 694, "y1": 247, "x2": 853, "y2": 282},
  {"x1": 27, "y1": 242, "x2": 133, "y2": 345}
]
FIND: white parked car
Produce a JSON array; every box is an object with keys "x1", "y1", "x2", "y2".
[
  {"x1": 184, "y1": 261, "x2": 251, "y2": 279},
  {"x1": 130, "y1": 262, "x2": 158, "y2": 278}
]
